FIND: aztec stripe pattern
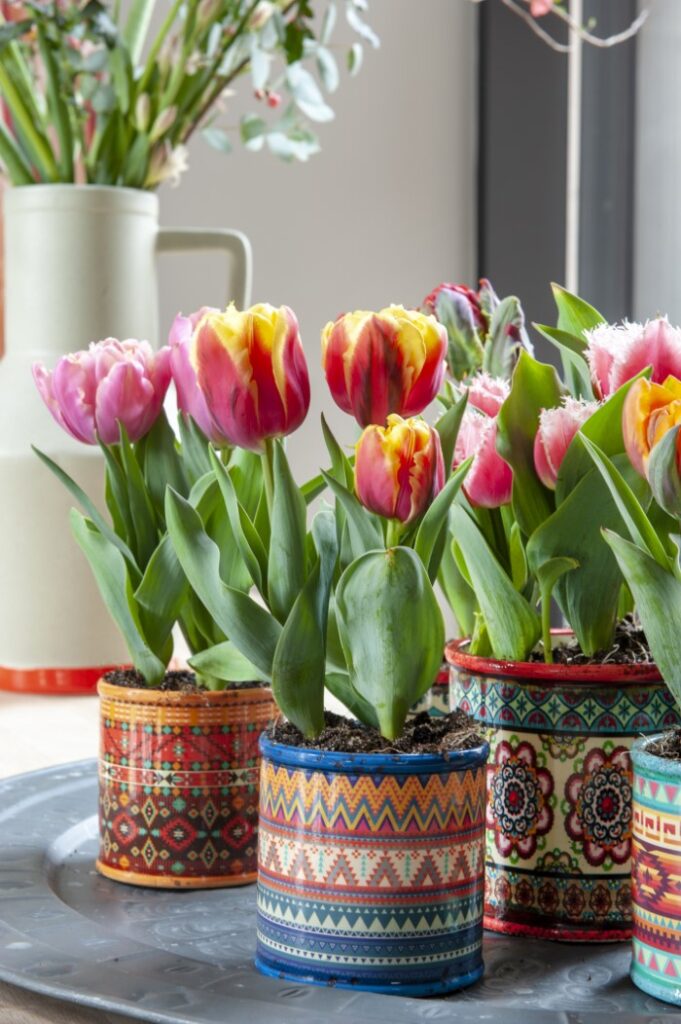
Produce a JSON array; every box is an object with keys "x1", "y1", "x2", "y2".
[
  {"x1": 98, "y1": 684, "x2": 276, "y2": 887},
  {"x1": 256, "y1": 753, "x2": 485, "y2": 991},
  {"x1": 408, "y1": 666, "x2": 450, "y2": 719},
  {"x1": 631, "y1": 751, "x2": 681, "y2": 1004},
  {"x1": 451, "y1": 667, "x2": 679, "y2": 939}
]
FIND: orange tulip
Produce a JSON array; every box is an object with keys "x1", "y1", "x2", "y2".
[
  {"x1": 355, "y1": 415, "x2": 444, "y2": 524},
  {"x1": 623, "y1": 376, "x2": 681, "y2": 478}
]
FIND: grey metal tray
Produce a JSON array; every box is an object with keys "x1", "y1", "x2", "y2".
[{"x1": 0, "y1": 760, "x2": 678, "y2": 1024}]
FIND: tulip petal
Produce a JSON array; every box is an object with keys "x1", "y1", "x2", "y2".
[
  {"x1": 48, "y1": 354, "x2": 98, "y2": 443},
  {"x1": 95, "y1": 359, "x2": 156, "y2": 444},
  {"x1": 455, "y1": 408, "x2": 513, "y2": 508}
]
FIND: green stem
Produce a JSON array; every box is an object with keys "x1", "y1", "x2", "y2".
[
  {"x1": 136, "y1": 0, "x2": 184, "y2": 96},
  {"x1": 0, "y1": 64, "x2": 58, "y2": 181},
  {"x1": 261, "y1": 438, "x2": 275, "y2": 516},
  {"x1": 386, "y1": 519, "x2": 404, "y2": 549},
  {"x1": 541, "y1": 591, "x2": 554, "y2": 664}
]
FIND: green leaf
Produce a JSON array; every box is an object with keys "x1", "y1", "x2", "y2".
[
  {"x1": 118, "y1": 423, "x2": 158, "y2": 567},
  {"x1": 321, "y1": 414, "x2": 354, "y2": 487},
  {"x1": 268, "y1": 441, "x2": 307, "y2": 622},
  {"x1": 324, "y1": 671, "x2": 380, "y2": 731},
  {"x1": 301, "y1": 470, "x2": 327, "y2": 505},
  {"x1": 335, "y1": 547, "x2": 444, "y2": 740},
  {"x1": 496, "y1": 351, "x2": 564, "y2": 536},
  {"x1": 109, "y1": 45, "x2": 132, "y2": 114},
  {"x1": 321, "y1": 470, "x2": 383, "y2": 557},
  {"x1": 32, "y1": 445, "x2": 138, "y2": 573},
  {"x1": 533, "y1": 323, "x2": 593, "y2": 399},
  {"x1": 123, "y1": 0, "x2": 155, "y2": 64},
  {"x1": 139, "y1": 410, "x2": 188, "y2": 520},
  {"x1": 414, "y1": 457, "x2": 472, "y2": 581},
  {"x1": 36, "y1": 26, "x2": 73, "y2": 180},
  {"x1": 188, "y1": 642, "x2": 269, "y2": 684},
  {"x1": 647, "y1": 423, "x2": 681, "y2": 519},
  {"x1": 70, "y1": 510, "x2": 164, "y2": 685},
  {"x1": 438, "y1": 539, "x2": 477, "y2": 638},
  {"x1": 579, "y1": 435, "x2": 672, "y2": 570},
  {"x1": 450, "y1": 504, "x2": 540, "y2": 660},
  {"x1": 552, "y1": 283, "x2": 604, "y2": 336},
  {"x1": 203, "y1": 126, "x2": 233, "y2": 154},
  {"x1": 603, "y1": 530, "x2": 681, "y2": 707},
  {"x1": 271, "y1": 510, "x2": 338, "y2": 737},
  {"x1": 165, "y1": 488, "x2": 281, "y2": 676},
  {"x1": 178, "y1": 414, "x2": 214, "y2": 485},
  {"x1": 134, "y1": 532, "x2": 188, "y2": 623},
  {"x1": 209, "y1": 448, "x2": 267, "y2": 597},
  {"x1": 434, "y1": 391, "x2": 468, "y2": 480},
  {"x1": 508, "y1": 521, "x2": 528, "y2": 591}
]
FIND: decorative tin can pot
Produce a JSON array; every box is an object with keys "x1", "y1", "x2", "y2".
[
  {"x1": 255, "y1": 734, "x2": 488, "y2": 995},
  {"x1": 630, "y1": 735, "x2": 681, "y2": 1004},
  {"x1": 447, "y1": 634, "x2": 679, "y2": 941},
  {"x1": 409, "y1": 663, "x2": 450, "y2": 718},
  {"x1": 97, "y1": 680, "x2": 277, "y2": 889}
]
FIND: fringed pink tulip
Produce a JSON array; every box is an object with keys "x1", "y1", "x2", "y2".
[
  {"x1": 173, "y1": 302, "x2": 310, "y2": 451},
  {"x1": 322, "y1": 305, "x2": 446, "y2": 427},
  {"x1": 33, "y1": 339, "x2": 171, "y2": 445},
  {"x1": 355, "y1": 415, "x2": 444, "y2": 524},
  {"x1": 586, "y1": 317, "x2": 681, "y2": 399},
  {"x1": 533, "y1": 398, "x2": 598, "y2": 489},
  {"x1": 453, "y1": 374, "x2": 512, "y2": 508}
]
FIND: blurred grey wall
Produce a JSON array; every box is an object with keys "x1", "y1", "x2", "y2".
[{"x1": 157, "y1": 0, "x2": 477, "y2": 478}]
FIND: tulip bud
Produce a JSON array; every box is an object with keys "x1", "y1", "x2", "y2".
[
  {"x1": 355, "y1": 415, "x2": 444, "y2": 525},
  {"x1": 422, "y1": 282, "x2": 485, "y2": 381},
  {"x1": 197, "y1": 0, "x2": 221, "y2": 31},
  {"x1": 454, "y1": 402, "x2": 513, "y2": 509},
  {"x1": 466, "y1": 371, "x2": 509, "y2": 417},
  {"x1": 135, "y1": 92, "x2": 151, "y2": 133},
  {"x1": 586, "y1": 317, "x2": 681, "y2": 399},
  {"x1": 150, "y1": 105, "x2": 177, "y2": 143},
  {"x1": 533, "y1": 398, "x2": 598, "y2": 490},
  {"x1": 33, "y1": 339, "x2": 171, "y2": 446},
  {"x1": 170, "y1": 302, "x2": 310, "y2": 450},
  {"x1": 322, "y1": 305, "x2": 446, "y2": 428}
]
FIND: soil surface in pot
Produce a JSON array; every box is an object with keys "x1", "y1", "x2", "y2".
[
  {"x1": 527, "y1": 616, "x2": 653, "y2": 667},
  {"x1": 103, "y1": 669, "x2": 267, "y2": 693},
  {"x1": 270, "y1": 709, "x2": 484, "y2": 754},
  {"x1": 646, "y1": 728, "x2": 681, "y2": 762}
]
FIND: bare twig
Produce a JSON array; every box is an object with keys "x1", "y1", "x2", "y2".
[
  {"x1": 468, "y1": 0, "x2": 650, "y2": 52},
  {"x1": 500, "y1": 0, "x2": 569, "y2": 52}
]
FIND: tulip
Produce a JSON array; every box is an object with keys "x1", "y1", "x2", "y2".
[
  {"x1": 533, "y1": 398, "x2": 598, "y2": 490},
  {"x1": 355, "y1": 415, "x2": 444, "y2": 525},
  {"x1": 422, "y1": 281, "x2": 488, "y2": 332},
  {"x1": 33, "y1": 339, "x2": 171, "y2": 445},
  {"x1": 172, "y1": 302, "x2": 310, "y2": 451},
  {"x1": 622, "y1": 375, "x2": 681, "y2": 478},
  {"x1": 453, "y1": 375, "x2": 513, "y2": 508},
  {"x1": 586, "y1": 317, "x2": 681, "y2": 399},
  {"x1": 322, "y1": 305, "x2": 446, "y2": 427}
]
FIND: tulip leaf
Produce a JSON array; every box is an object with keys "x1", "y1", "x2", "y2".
[
  {"x1": 552, "y1": 283, "x2": 605, "y2": 338},
  {"x1": 335, "y1": 547, "x2": 444, "y2": 740},
  {"x1": 70, "y1": 510, "x2": 165, "y2": 686},
  {"x1": 118, "y1": 424, "x2": 158, "y2": 568},
  {"x1": 301, "y1": 470, "x2": 328, "y2": 505},
  {"x1": 99, "y1": 442, "x2": 137, "y2": 561},
  {"x1": 31, "y1": 444, "x2": 138, "y2": 574},
  {"x1": 450, "y1": 504, "x2": 540, "y2": 660},
  {"x1": 325, "y1": 670, "x2": 380, "y2": 731},
  {"x1": 228, "y1": 448, "x2": 264, "y2": 521},
  {"x1": 188, "y1": 642, "x2": 269, "y2": 684},
  {"x1": 178, "y1": 414, "x2": 214, "y2": 485},
  {"x1": 414, "y1": 456, "x2": 472, "y2": 581},
  {"x1": 496, "y1": 351, "x2": 564, "y2": 537},
  {"x1": 534, "y1": 556, "x2": 579, "y2": 662},
  {"x1": 165, "y1": 488, "x2": 281, "y2": 676},
  {"x1": 134, "y1": 532, "x2": 189, "y2": 622},
  {"x1": 321, "y1": 414, "x2": 354, "y2": 488},
  {"x1": 579, "y1": 434, "x2": 672, "y2": 571},
  {"x1": 509, "y1": 521, "x2": 529, "y2": 591},
  {"x1": 320, "y1": 469, "x2": 384, "y2": 557},
  {"x1": 209, "y1": 447, "x2": 268, "y2": 598},
  {"x1": 603, "y1": 530, "x2": 681, "y2": 707},
  {"x1": 434, "y1": 391, "x2": 468, "y2": 481},
  {"x1": 138, "y1": 410, "x2": 188, "y2": 518},
  {"x1": 533, "y1": 323, "x2": 593, "y2": 400},
  {"x1": 647, "y1": 423, "x2": 681, "y2": 520},
  {"x1": 268, "y1": 440, "x2": 308, "y2": 622},
  {"x1": 271, "y1": 510, "x2": 338, "y2": 737},
  {"x1": 438, "y1": 539, "x2": 477, "y2": 638}
]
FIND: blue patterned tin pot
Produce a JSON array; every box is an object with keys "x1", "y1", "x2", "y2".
[
  {"x1": 630, "y1": 735, "x2": 681, "y2": 1005},
  {"x1": 255, "y1": 733, "x2": 488, "y2": 995},
  {"x1": 447, "y1": 633, "x2": 679, "y2": 942}
]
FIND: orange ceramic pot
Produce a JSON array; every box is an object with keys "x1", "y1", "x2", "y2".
[{"x1": 97, "y1": 679, "x2": 278, "y2": 889}]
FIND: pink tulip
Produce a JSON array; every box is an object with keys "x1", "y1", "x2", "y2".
[
  {"x1": 533, "y1": 398, "x2": 598, "y2": 490},
  {"x1": 586, "y1": 318, "x2": 681, "y2": 399},
  {"x1": 168, "y1": 307, "x2": 221, "y2": 441},
  {"x1": 33, "y1": 339, "x2": 171, "y2": 445},
  {"x1": 454, "y1": 376, "x2": 513, "y2": 508}
]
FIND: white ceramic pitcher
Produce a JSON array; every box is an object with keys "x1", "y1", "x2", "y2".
[{"x1": 0, "y1": 184, "x2": 251, "y2": 692}]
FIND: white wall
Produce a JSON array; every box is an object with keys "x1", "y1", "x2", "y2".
[
  {"x1": 158, "y1": 0, "x2": 477, "y2": 477},
  {"x1": 634, "y1": 0, "x2": 681, "y2": 322}
]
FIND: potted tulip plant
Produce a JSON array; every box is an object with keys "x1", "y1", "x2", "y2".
[
  {"x1": 444, "y1": 287, "x2": 679, "y2": 941},
  {"x1": 166, "y1": 302, "x2": 489, "y2": 995},
  {"x1": 581, "y1": 369, "x2": 681, "y2": 1003},
  {"x1": 31, "y1": 320, "x2": 289, "y2": 889}
]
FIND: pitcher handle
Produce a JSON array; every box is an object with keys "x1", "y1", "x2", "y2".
[{"x1": 157, "y1": 228, "x2": 253, "y2": 308}]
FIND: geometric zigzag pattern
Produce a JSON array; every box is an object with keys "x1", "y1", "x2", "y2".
[{"x1": 256, "y1": 756, "x2": 486, "y2": 986}]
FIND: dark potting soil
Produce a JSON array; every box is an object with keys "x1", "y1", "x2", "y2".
[
  {"x1": 527, "y1": 615, "x2": 654, "y2": 667},
  {"x1": 645, "y1": 728, "x2": 681, "y2": 763},
  {"x1": 103, "y1": 668, "x2": 267, "y2": 693},
  {"x1": 269, "y1": 709, "x2": 484, "y2": 755}
]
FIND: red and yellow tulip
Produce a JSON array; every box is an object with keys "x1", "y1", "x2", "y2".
[
  {"x1": 623, "y1": 375, "x2": 681, "y2": 478},
  {"x1": 170, "y1": 302, "x2": 310, "y2": 450},
  {"x1": 322, "y1": 305, "x2": 446, "y2": 427},
  {"x1": 355, "y1": 415, "x2": 444, "y2": 524}
]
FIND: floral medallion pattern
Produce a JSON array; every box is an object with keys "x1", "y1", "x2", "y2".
[
  {"x1": 487, "y1": 740, "x2": 553, "y2": 859},
  {"x1": 565, "y1": 745, "x2": 632, "y2": 866}
]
